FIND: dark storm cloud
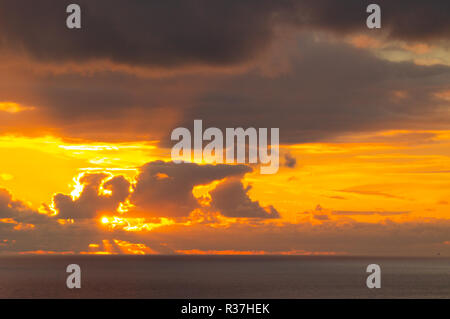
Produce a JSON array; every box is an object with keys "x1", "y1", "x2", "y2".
[
  {"x1": 209, "y1": 179, "x2": 280, "y2": 219},
  {"x1": 294, "y1": 0, "x2": 450, "y2": 41},
  {"x1": 179, "y1": 37, "x2": 450, "y2": 144},
  {"x1": 0, "y1": 1, "x2": 448, "y2": 68},
  {"x1": 0, "y1": 0, "x2": 448, "y2": 145},
  {"x1": 130, "y1": 161, "x2": 252, "y2": 217},
  {"x1": 0, "y1": 0, "x2": 296, "y2": 67},
  {"x1": 0, "y1": 33, "x2": 449, "y2": 145}
]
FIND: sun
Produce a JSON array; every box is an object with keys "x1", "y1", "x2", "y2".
[{"x1": 101, "y1": 217, "x2": 109, "y2": 224}]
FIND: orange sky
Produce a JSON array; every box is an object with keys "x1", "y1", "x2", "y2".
[
  {"x1": 1, "y1": 127, "x2": 449, "y2": 255},
  {"x1": 0, "y1": 1, "x2": 449, "y2": 256}
]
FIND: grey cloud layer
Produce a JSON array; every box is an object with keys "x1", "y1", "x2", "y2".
[
  {"x1": 0, "y1": 0, "x2": 294, "y2": 67},
  {"x1": 0, "y1": 1, "x2": 448, "y2": 68},
  {"x1": 0, "y1": 1, "x2": 448, "y2": 144},
  {"x1": 179, "y1": 38, "x2": 450, "y2": 143},
  {"x1": 1, "y1": 34, "x2": 448, "y2": 144}
]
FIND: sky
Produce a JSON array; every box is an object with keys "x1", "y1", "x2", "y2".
[{"x1": 0, "y1": 0, "x2": 449, "y2": 256}]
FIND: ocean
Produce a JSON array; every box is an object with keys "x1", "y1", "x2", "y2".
[{"x1": 0, "y1": 256, "x2": 449, "y2": 298}]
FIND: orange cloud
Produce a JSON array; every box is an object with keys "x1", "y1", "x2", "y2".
[
  {"x1": 113, "y1": 239, "x2": 158, "y2": 255},
  {"x1": 348, "y1": 35, "x2": 383, "y2": 49},
  {"x1": 0, "y1": 102, "x2": 34, "y2": 113}
]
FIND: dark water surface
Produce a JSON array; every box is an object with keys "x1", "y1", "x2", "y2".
[{"x1": 0, "y1": 256, "x2": 449, "y2": 298}]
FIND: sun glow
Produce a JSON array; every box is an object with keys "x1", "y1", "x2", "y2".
[
  {"x1": 70, "y1": 173, "x2": 86, "y2": 200},
  {"x1": 100, "y1": 216, "x2": 175, "y2": 231},
  {"x1": 0, "y1": 135, "x2": 163, "y2": 209},
  {"x1": 84, "y1": 239, "x2": 157, "y2": 255},
  {"x1": 0, "y1": 102, "x2": 34, "y2": 113}
]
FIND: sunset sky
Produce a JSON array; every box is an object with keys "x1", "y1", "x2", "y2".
[{"x1": 0, "y1": 0, "x2": 449, "y2": 256}]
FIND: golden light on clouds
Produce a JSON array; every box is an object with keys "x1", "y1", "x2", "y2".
[
  {"x1": 1, "y1": 128, "x2": 449, "y2": 234},
  {"x1": 345, "y1": 34, "x2": 450, "y2": 66},
  {"x1": 83, "y1": 239, "x2": 157, "y2": 255},
  {"x1": 113, "y1": 239, "x2": 157, "y2": 255},
  {"x1": 0, "y1": 102, "x2": 34, "y2": 113},
  {"x1": 100, "y1": 216, "x2": 175, "y2": 232},
  {"x1": 0, "y1": 135, "x2": 160, "y2": 208}
]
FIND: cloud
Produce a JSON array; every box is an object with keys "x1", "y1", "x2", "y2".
[
  {"x1": 130, "y1": 161, "x2": 252, "y2": 218},
  {"x1": 325, "y1": 195, "x2": 347, "y2": 200},
  {"x1": 0, "y1": 188, "x2": 95, "y2": 254},
  {"x1": 283, "y1": 153, "x2": 297, "y2": 168},
  {"x1": 313, "y1": 214, "x2": 329, "y2": 221},
  {"x1": 338, "y1": 187, "x2": 406, "y2": 200},
  {"x1": 0, "y1": 33, "x2": 448, "y2": 145},
  {"x1": 0, "y1": 1, "x2": 448, "y2": 69},
  {"x1": 332, "y1": 210, "x2": 409, "y2": 216},
  {"x1": 0, "y1": 0, "x2": 297, "y2": 68},
  {"x1": 1, "y1": 186, "x2": 450, "y2": 256},
  {"x1": 0, "y1": 187, "x2": 160, "y2": 254},
  {"x1": 0, "y1": 188, "x2": 49, "y2": 225},
  {"x1": 49, "y1": 161, "x2": 277, "y2": 220},
  {"x1": 0, "y1": 1, "x2": 449, "y2": 256},
  {"x1": 301, "y1": 204, "x2": 409, "y2": 218},
  {"x1": 126, "y1": 217, "x2": 450, "y2": 256},
  {"x1": 292, "y1": 0, "x2": 450, "y2": 42},
  {"x1": 0, "y1": 102, "x2": 34, "y2": 114},
  {"x1": 209, "y1": 178, "x2": 280, "y2": 219},
  {"x1": 179, "y1": 36, "x2": 450, "y2": 145},
  {"x1": 53, "y1": 173, "x2": 130, "y2": 219}
]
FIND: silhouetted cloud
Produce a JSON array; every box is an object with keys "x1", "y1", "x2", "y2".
[
  {"x1": 284, "y1": 153, "x2": 297, "y2": 168},
  {"x1": 53, "y1": 173, "x2": 130, "y2": 219},
  {"x1": 0, "y1": 188, "x2": 49, "y2": 225},
  {"x1": 0, "y1": 1, "x2": 448, "y2": 68},
  {"x1": 49, "y1": 161, "x2": 278, "y2": 220},
  {"x1": 210, "y1": 179, "x2": 280, "y2": 219},
  {"x1": 0, "y1": 0, "x2": 297, "y2": 67},
  {"x1": 130, "y1": 161, "x2": 252, "y2": 217}
]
